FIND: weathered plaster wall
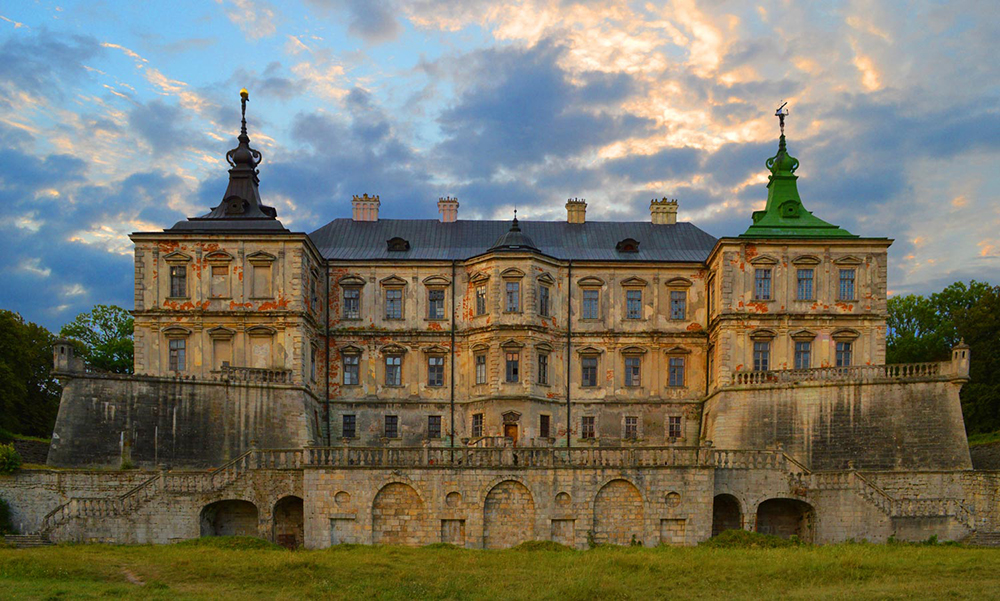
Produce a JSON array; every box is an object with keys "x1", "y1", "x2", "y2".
[{"x1": 48, "y1": 374, "x2": 322, "y2": 468}]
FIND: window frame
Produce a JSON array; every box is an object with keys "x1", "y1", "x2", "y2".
[
  {"x1": 384, "y1": 287, "x2": 404, "y2": 320},
  {"x1": 668, "y1": 356, "x2": 686, "y2": 387},
  {"x1": 504, "y1": 280, "x2": 521, "y2": 313},
  {"x1": 342, "y1": 414, "x2": 356, "y2": 439},
  {"x1": 624, "y1": 415, "x2": 639, "y2": 440},
  {"x1": 538, "y1": 284, "x2": 551, "y2": 317},
  {"x1": 342, "y1": 287, "x2": 361, "y2": 320},
  {"x1": 385, "y1": 354, "x2": 403, "y2": 387},
  {"x1": 427, "y1": 415, "x2": 442, "y2": 439},
  {"x1": 581, "y1": 355, "x2": 599, "y2": 387},
  {"x1": 794, "y1": 341, "x2": 812, "y2": 370},
  {"x1": 474, "y1": 352, "x2": 487, "y2": 385},
  {"x1": 754, "y1": 268, "x2": 772, "y2": 301},
  {"x1": 343, "y1": 352, "x2": 360, "y2": 386},
  {"x1": 504, "y1": 350, "x2": 520, "y2": 383},
  {"x1": 836, "y1": 341, "x2": 853, "y2": 367},
  {"x1": 427, "y1": 355, "x2": 445, "y2": 387},
  {"x1": 537, "y1": 352, "x2": 549, "y2": 385},
  {"x1": 669, "y1": 289, "x2": 687, "y2": 320},
  {"x1": 539, "y1": 414, "x2": 551, "y2": 439},
  {"x1": 752, "y1": 340, "x2": 771, "y2": 371},
  {"x1": 667, "y1": 415, "x2": 683, "y2": 439},
  {"x1": 624, "y1": 355, "x2": 641, "y2": 387},
  {"x1": 209, "y1": 264, "x2": 230, "y2": 299},
  {"x1": 471, "y1": 413, "x2": 484, "y2": 438},
  {"x1": 384, "y1": 415, "x2": 399, "y2": 439},
  {"x1": 796, "y1": 268, "x2": 815, "y2": 301},
  {"x1": 427, "y1": 288, "x2": 446, "y2": 320},
  {"x1": 475, "y1": 284, "x2": 488, "y2": 316},
  {"x1": 625, "y1": 288, "x2": 643, "y2": 320},
  {"x1": 169, "y1": 264, "x2": 188, "y2": 299},
  {"x1": 581, "y1": 288, "x2": 600, "y2": 320},
  {"x1": 168, "y1": 338, "x2": 186, "y2": 372},
  {"x1": 839, "y1": 268, "x2": 857, "y2": 301},
  {"x1": 581, "y1": 416, "x2": 596, "y2": 439}
]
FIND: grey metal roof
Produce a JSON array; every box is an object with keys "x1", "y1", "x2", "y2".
[{"x1": 308, "y1": 219, "x2": 718, "y2": 262}]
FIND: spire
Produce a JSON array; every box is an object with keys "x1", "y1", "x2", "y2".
[
  {"x1": 740, "y1": 104, "x2": 855, "y2": 239},
  {"x1": 489, "y1": 211, "x2": 539, "y2": 252},
  {"x1": 169, "y1": 88, "x2": 285, "y2": 231}
]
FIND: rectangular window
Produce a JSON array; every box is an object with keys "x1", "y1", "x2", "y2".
[
  {"x1": 505, "y1": 281, "x2": 520, "y2": 312},
  {"x1": 342, "y1": 414, "x2": 356, "y2": 439},
  {"x1": 428, "y1": 356, "x2": 444, "y2": 387},
  {"x1": 474, "y1": 353, "x2": 487, "y2": 385},
  {"x1": 582, "y1": 289, "x2": 599, "y2": 319},
  {"x1": 310, "y1": 346, "x2": 317, "y2": 382},
  {"x1": 670, "y1": 290, "x2": 687, "y2": 320},
  {"x1": 475, "y1": 285, "x2": 487, "y2": 316},
  {"x1": 794, "y1": 341, "x2": 812, "y2": 370},
  {"x1": 428, "y1": 415, "x2": 442, "y2": 439},
  {"x1": 624, "y1": 356, "x2": 641, "y2": 387},
  {"x1": 169, "y1": 265, "x2": 187, "y2": 298},
  {"x1": 626, "y1": 289, "x2": 642, "y2": 320},
  {"x1": 539, "y1": 414, "x2": 550, "y2": 439},
  {"x1": 581, "y1": 356, "x2": 598, "y2": 387},
  {"x1": 836, "y1": 341, "x2": 853, "y2": 367},
  {"x1": 753, "y1": 341, "x2": 770, "y2": 371},
  {"x1": 385, "y1": 355, "x2": 402, "y2": 386},
  {"x1": 168, "y1": 339, "x2": 186, "y2": 371},
  {"x1": 472, "y1": 413, "x2": 484, "y2": 437},
  {"x1": 251, "y1": 262, "x2": 272, "y2": 298},
  {"x1": 343, "y1": 354, "x2": 359, "y2": 385},
  {"x1": 668, "y1": 356, "x2": 685, "y2": 387},
  {"x1": 505, "y1": 351, "x2": 519, "y2": 383},
  {"x1": 839, "y1": 269, "x2": 856, "y2": 300},
  {"x1": 384, "y1": 415, "x2": 399, "y2": 439},
  {"x1": 343, "y1": 288, "x2": 360, "y2": 319},
  {"x1": 581, "y1": 416, "x2": 595, "y2": 439},
  {"x1": 708, "y1": 277, "x2": 716, "y2": 315},
  {"x1": 797, "y1": 269, "x2": 814, "y2": 300},
  {"x1": 754, "y1": 268, "x2": 772, "y2": 300},
  {"x1": 624, "y1": 416, "x2": 638, "y2": 439},
  {"x1": 538, "y1": 285, "x2": 550, "y2": 317},
  {"x1": 210, "y1": 265, "x2": 229, "y2": 298},
  {"x1": 385, "y1": 288, "x2": 403, "y2": 319},
  {"x1": 428, "y1": 289, "x2": 445, "y2": 319},
  {"x1": 537, "y1": 353, "x2": 548, "y2": 385},
  {"x1": 668, "y1": 416, "x2": 682, "y2": 439},
  {"x1": 311, "y1": 276, "x2": 319, "y2": 309}
]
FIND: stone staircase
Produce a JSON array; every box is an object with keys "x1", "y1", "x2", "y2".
[
  {"x1": 2, "y1": 534, "x2": 54, "y2": 548},
  {"x1": 961, "y1": 531, "x2": 1000, "y2": 547},
  {"x1": 39, "y1": 449, "x2": 262, "y2": 537}
]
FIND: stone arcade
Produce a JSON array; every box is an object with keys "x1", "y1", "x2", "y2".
[{"x1": 4, "y1": 93, "x2": 998, "y2": 549}]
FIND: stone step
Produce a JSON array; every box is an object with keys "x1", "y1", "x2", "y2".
[
  {"x1": 963, "y1": 532, "x2": 1000, "y2": 547},
  {"x1": 2, "y1": 534, "x2": 54, "y2": 548}
]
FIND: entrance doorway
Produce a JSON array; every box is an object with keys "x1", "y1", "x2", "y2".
[{"x1": 504, "y1": 423, "x2": 518, "y2": 444}]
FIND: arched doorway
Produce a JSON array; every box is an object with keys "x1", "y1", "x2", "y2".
[
  {"x1": 593, "y1": 479, "x2": 644, "y2": 546},
  {"x1": 273, "y1": 496, "x2": 304, "y2": 549},
  {"x1": 200, "y1": 500, "x2": 259, "y2": 538},
  {"x1": 712, "y1": 494, "x2": 742, "y2": 536},
  {"x1": 483, "y1": 480, "x2": 535, "y2": 549},
  {"x1": 756, "y1": 498, "x2": 814, "y2": 542},
  {"x1": 372, "y1": 483, "x2": 426, "y2": 546}
]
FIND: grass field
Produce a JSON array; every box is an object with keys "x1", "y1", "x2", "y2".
[{"x1": 2, "y1": 537, "x2": 999, "y2": 600}]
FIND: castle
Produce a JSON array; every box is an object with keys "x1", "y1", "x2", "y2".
[{"x1": 3, "y1": 92, "x2": 997, "y2": 549}]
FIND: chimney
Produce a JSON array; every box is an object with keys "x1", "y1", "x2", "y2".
[
  {"x1": 437, "y1": 196, "x2": 459, "y2": 223},
  {"x1": 650, "y1": 197, "x2": 678, "y2": 225},
  {"x1": 351, "y1": 193, "x2": 380, "y2": 222},
  {"x1": 566, "y1": 198, "x2": 587, "y2": 224}
]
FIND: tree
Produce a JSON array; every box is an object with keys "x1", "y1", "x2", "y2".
[
  {"x1": 885, "y1": 294, "x2": 949, "y2": 364},
  {"x1": 59, "y1": 304, "x2": 134, "y2": 374},
  {"x1": 0, "y1": 310, "x2": 61, "y2": 437}
]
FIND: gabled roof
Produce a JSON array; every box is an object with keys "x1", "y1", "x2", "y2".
[{"x1": 308, "y1": 219, "x2": 717, "y2": 262}]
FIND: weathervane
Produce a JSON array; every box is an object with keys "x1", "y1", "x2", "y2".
[{"x1": 775, "y1": 101, "x2": 789, "y2": 136}]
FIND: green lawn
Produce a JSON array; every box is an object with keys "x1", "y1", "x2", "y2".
[{"x1": 1, "y1": 538, "x2": 999, "y2": 600}]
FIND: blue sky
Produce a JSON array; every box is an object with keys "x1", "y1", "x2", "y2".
[{"x1": 1, "y1": 0, "x2": 998, "y2": 330}]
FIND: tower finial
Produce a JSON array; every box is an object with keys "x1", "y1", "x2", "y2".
[
  {"x1": 240, "y1": 88, "x2": 249, "y2": 136},
  {"x1": 775, "y1": 101, "x2": 788, "y2": 137}
]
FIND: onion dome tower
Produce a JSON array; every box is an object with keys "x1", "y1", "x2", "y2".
[
  {"x1": 169, "y1": 89, "x2": 286, "y2": 231},
  {"x1": 740, "y1": 104, "x2": 855, "y2": 238}
]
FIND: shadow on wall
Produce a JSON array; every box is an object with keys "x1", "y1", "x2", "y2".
[{"x1": 200, "y1": 500, "x2": 259, "y2": 537}]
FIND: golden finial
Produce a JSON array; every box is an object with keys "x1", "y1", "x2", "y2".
[{"x1": 240, "y1": 88, "x2": 249, "y2": 100}]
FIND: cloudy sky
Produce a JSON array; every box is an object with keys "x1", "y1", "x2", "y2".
[{"x1": 1, "y1": 0, "x2": 998, "y2": 330}]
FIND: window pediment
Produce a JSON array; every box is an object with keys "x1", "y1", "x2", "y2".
[
  {"x1": 749, "y1": 328, "x2": 777, "y2": 341},
  {"x1": 664, "y1": 345, "x2": 691, "y2": 355},
  {"x1": 471, "y1": 343, "x2": 490, "y2": 352},
  {"x1": 791, "y1": 255, "x2": 821, "y2": 266},
  {"x1": 621, "y1": 346, "x2": 647, "y2": 355},
  {"x1": 833, "y1": 255, "x2": 863, "y2": 265},
  {"x1": 502, "y1": 411, "x2": 521, "y2": 423},
  {"x1": 207, "y1": 326, "x2": 235, "y2": 339},
  {"x1": 749, "y1": 255, "x2": 778, "y2": 266},
  {"x1": 536, "y1": 272, "x2": 555, "y2": 285},
  {"x1": 380, "y1": 343, "x2": 408, "y2": 355},
  {"x1": 535, "y1": 342, "x2": 554, "y2": 352},
  {"x1": 664, "y1": 277, "x2": 693, "y2": 288},
  {"x1": 339, "y1": 274, "x2": 366, "y2": 287},
  {"x1": 832, "y1": 328, "x2": 860, "y2": 341},
  {"x1": 577, "y1": 276, "x2": 604, "y2": 287},
  {"x1": 386, "y1": 237, "x2": 411, "y2": 252},
  {"x1": 340, "y1": 344, "x2": 363, "y2": 355},
  {"x1": 205, "y1": 250, "x2": 234, "y2": 263},
  {"x1": 163, "y1": 251, "x2": 192, "y2": 263},
  {"x1": 576, "y1": 345, "x2": 603, "y2": 355},
  {"x1": 246, "y1": 325, "x2": 276, "y2": 337},
  {"x1": 246, "y1": 251, "x2": 276, "y2": 263},
  {"x1": 790, "y1": 329, "x2": 817, "y2": 341},
  {"x1": 423, "y1": 275, "x2": 451, "y2": 287},
  {"x1": 161, "y1": 325, "x2": 191, "y2": 338},
  {"x1": 620, "y1": 276, "x2": 648, "y2": 288},
  {"x1": 423, "y1": 345, "x2": 448, "y2": 355},
  {"x1": 470, "y1": 271, "x2": 490, "y2": 284},
  {"x1": 500, "y1": 339, "x2": 524, "y2": 349},
  {"x1": 500, "y1": 267, "x2": 525, "y2": 279},
  {"x1": 379, "y1": 275, "x2": 407, "y2": 287}
]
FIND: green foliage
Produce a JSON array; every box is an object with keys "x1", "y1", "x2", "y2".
[
  {"x1": 886, "y1": 281, "x2": 1000, "y2": 434},
  {"x1": 59, "y1": 304, "x2": 134, "y2": 374},
  {"x1": 174, "y1": 536, "x2": 281, "y2": 550},
  {"x1": 512, "y1": 540, "x2": 574, "y2": 552},
  {"x1": 0, "y1": 443, "x2": 23, "y2": 475},
  {"x1": 701, "y1": 529, "x2": 801, "y2": 548},
  {"x1": 0, "y1": 497, "x2": 15, "y2": 534},
  {"x1": 0, "y1": 311, "x2": 61, "y2": 437}
]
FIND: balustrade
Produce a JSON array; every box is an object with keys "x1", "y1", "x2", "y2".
[{"x1": 731, "y1": 361, "x2": 945, "y2": 387}]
